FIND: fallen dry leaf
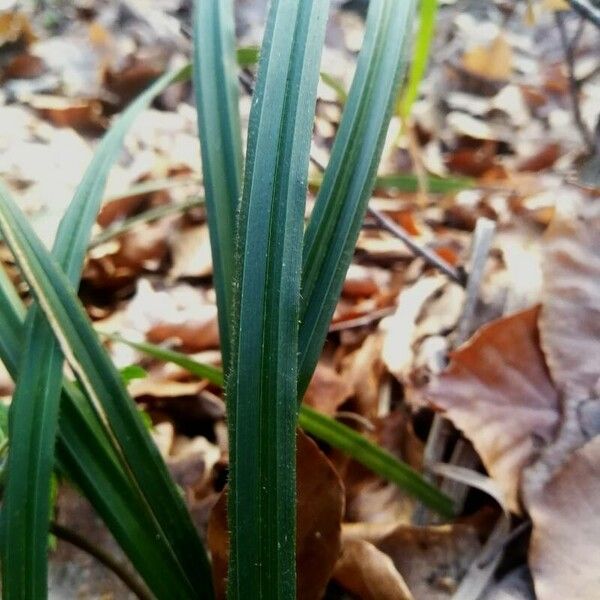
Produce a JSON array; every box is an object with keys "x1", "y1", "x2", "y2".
[
  {"x1": 539, "y1": 199, "x2": 600, "y2": 397},
  {"x1": 303, "y1": 362, "x2": 353, "y2": 416},
  {"x1": 208, "y1": 431, "x2": 344, "y2": 600},
  {"x1": 381, "y1": 275, "x2": 447, "y2": 383},
  {"x1": 375, "y1": 523, "x2": 482, "y2": 600},
  {"x1": 528, "y1": 436, "x2": 600, "y2": 600},
  {"x1": 420, "y1": 307, "x2": 560, "y2": 512},
  {"x1": 340, "y1": 332, "x2": 385, "y2": 419},
  {"x1": 333, "y1": 538, "x2": 414, "y2": 600},
  {"x1": 168, "y1": 224, "x2": 213, "y2": 280},
  {"x1": 462, "y1": 34, "x2": 513, "y2": 82}
]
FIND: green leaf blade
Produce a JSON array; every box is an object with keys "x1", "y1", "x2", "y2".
[
  {"x1": 298, "y1": 406, "x2": 455, "y2": 518},
  {"x1": 0, "y1": 267, "x2": 198, "y2": 599},
  {"x1": 193, "y1": 0, "x2": 243, "y2": 367},
  {"x1": 299, "y1": 0, "x2": 416, "y2": 395},
  {"x1": 0, "y1": 67, "x2": 195, "y2": 600},
  {"x1": 0, "y1": 181, "x2": 212, "y2": 598},
  {"x1": 228, "y1": 0, "x2": 330, "y2": 596}
]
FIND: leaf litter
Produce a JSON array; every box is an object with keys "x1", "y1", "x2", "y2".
[{"x1": 1, "y1": 0, "x2": 600, "y2": 598}]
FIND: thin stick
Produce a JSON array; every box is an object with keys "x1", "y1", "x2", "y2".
[
  {"x1": 555, "y1": 11, "x2": 595, "y2": 153},
  {"x1": 50, "y1": 522, "x2": 152, "y2": 600},
  {"x1": 368, "y1": 206, "x2": 465, "y2": 285},
  {"x1": 413, "y1": 217, "x2": 496, "y2": 525}
]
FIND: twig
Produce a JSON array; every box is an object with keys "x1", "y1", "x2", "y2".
[
  {"x1": 328, "y1": 306, "x2": 396, "y2": 332},
  {"x1": 413, "y1": 218, "x2": 496, "y2": 525},
  {"x1": 555, "y1": 11, "x2": 595, "y2": 153},
  {"x1": 368, "y1": 206, "x2": 466, "y2": 285},
  {"x1": 50, "y1": 522, "x2": 152, "y2": 600},
  {"x1": 568, "y1": 0, "x2": 600, "y2": 29}
]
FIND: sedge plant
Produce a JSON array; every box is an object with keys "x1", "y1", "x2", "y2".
[{"x1": 0, "y1": 0, "x2": 454, "y2": 598}]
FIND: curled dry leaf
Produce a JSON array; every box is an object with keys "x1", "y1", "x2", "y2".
[
  {"x1": 333, "y1": 538, "x2": 414, "y2": 600},
  {"x1": 374, "y1": 523, "x2": 482, "y2": 600},
  {"x1": 528, "y1": 436, "x2": 600, "y2": 600},
  {"x1": 420, "y1": 307, "x2": 560, "y2": 512},
  {"x1": 461, "y1": 34, "x2": 513, "y2": 82},
  {"x1": 303, "y1": 362, "x2": 353, "y2": 416},
  {"x1": 340, "y1": 332, "x2": 385, "y2": 420},
  {"x1": 381, "y1": 275, "x2": 447, "y2": 384},
  {"x1": 539, "y1": 199, "x2": 600, "y2": 397},
  {"x1": 208, "y1": 431, "x2": 344, "y2": 600}
]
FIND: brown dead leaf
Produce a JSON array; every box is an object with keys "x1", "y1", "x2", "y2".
[
  {"x1": 208, "y1": 431, "x2": 344, "y2": 600},
  {"x1": 303, "y1": 362, "x2": 353, "y2": 416},
  {"x1": 539, "y1": 199, "x2": 600, "y2": 397},
  {"x1": 168, "y1": 224, "x2": 213, "y2": 280},
  {"x1": 333, "y1": 538, "x2": 414, "y2": 600},
  {"x1": 28, "y1": 95, "x2": 103, "y2": 129},
  {"x1": 375, "y1": 524, "x2": 482, "y2": 599},
  {"x1": 462, "y1": 34, "x2": 514, "y2": 82},
  {"x1": 528, "y1": 436, "x2": 600, "y2": 600},
  {"x1": 3, "y1": 52, "x2": 45, "y2": 80},
  {"x1": 340, "y1": 332, "x2": 385, "y2": 419},
  {"x1": 420, "y1": 308, "x2": 560, "y2": 512},
  {"x1": 0, "y1": 12, "x2": 36, "y2": 47}
]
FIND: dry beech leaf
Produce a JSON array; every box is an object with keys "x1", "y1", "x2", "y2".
[
  {"x1": 420, "y1": 307, "x2": 560, "y2": 512},
  {"x1": 303, "y1": 362, "x2": 353, "y2": 416},
  {"x1": 539, "y1": 200, "x2": 600, "y2": 397},
  {"x1": 340, "y1": 332, "x2": 385, "y2": 419},
  {"x1": 528, "y1": 436, "x2": 600, "y2": 600},
  {"x1": 208, "y1": 431, "x2": 344, "y2": 600},
  {"x1": 381, "y1": 275, "x2": 447, "y2": 383},
  {"x1": 375, "y1": 524, "x2": 482, "y2": 599},
  {"x1": 168, "y1": 225, "x2": 213, "y2": 280},
  {"x1": 462, "y1": 34, "x2": 513, "y2": 82},
  {"x1": 333, "y1": 538, "x2": 413, "y2": 600}
]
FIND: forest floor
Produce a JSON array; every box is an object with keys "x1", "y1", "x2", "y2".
[{"x1": 1, "y1": 0, "x2": 599, "y2": 598}]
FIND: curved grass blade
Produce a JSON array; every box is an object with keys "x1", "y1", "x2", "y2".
[
  {"x1": 298, "y1": 406, "x2": 454, "y2": 518},
  {"x1": 0, "y1": 172, "x2": 212, "y2": 600},
  {"x1": 0, "y1": 266, "x2": 199, "y2": 599},
  {"x1": 0, "y1": 65, "x2": 198, "y2": 600},
  {"x1": 192, "y1": 0, "x2": 243, "y2": 367},
  {"x1": 0, "y1": 65, "x2": 205, "y2": 600},
  {"x1": 111, "y1": 334, "x2": 454, "y2": 517},
  {"x1": 398, "y1": 0, "x2": 439, "y2": 120},
  {"x1": 299, "y1": 0, "x2": 416, "y2": 395},
  {"x1": 228, "y1": 0, "x2": 329, "y2": 596}
]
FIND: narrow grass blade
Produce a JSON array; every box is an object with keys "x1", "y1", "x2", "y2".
[
  {"x1": 0, "y1": 179, "x2": 212, "y2": 598},
  {"x1": 0, "y1": 64, "x2": 203, "y2": 599},
  {"x1": 299, "y1": 0, "x2": 416, "y2": 395},
  {"x1": 111, "y1": 334, "x2": 455, "y2": 517},
  {"x1": 398, "y1": 0, "x2": 439, "y2": 120},
  {"x1": 310, "y1": 172, "x2": 473, "y2": 193},
  {"x1": 192, "y1": 0, "x2": 243, "y2": 367},
  {"x1": 0, "y1": 65, "x2": 197, "y2": 600},
  {"x1": 298, "y1": 406, "x2": 454, "y2": 517},
  {"x1": 319, "y1": 71, "x2": 348, "y2": 104},
  {"x1": 105, "y1": 333, "x2": 224, "y2": 386},
  {"x1": 0, "y1": 267, "x2": 199, "y2": 599},
  {"x1": 90, "y1": 197, "x2": 203, "y2": 248},
  {"x1": 229, "y1": 0, "x2": 329, "y2": 596},
  {"x1": 375, "y1": 172, "x2": 472, "y2": 193}
]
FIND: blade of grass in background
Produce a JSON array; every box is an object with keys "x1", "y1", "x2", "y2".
[
  {"x1": 0, "y1": 266, "x2": 201, "y2": 599},
  {"x1": 0, "y1": 65, "x2": 199, "y2": 600},
  {"x1": 110, "y1": 334, "x2": 454, "y2": 516},
  {"x1": 299, "y1": 0, "x2": 416, "y2": 395},
  {"x1": 193, "y1": 0, "x2": 243, "y2": 367},
  {"x1": 298, "y1": 406, "x2": 454, "y2": 517},
  {"x1": 227, "y1": 0, "x2": 329, "y2": 596},
  {"x1": 397, "y1": 0, "x2": 439, "y2": 121}
]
